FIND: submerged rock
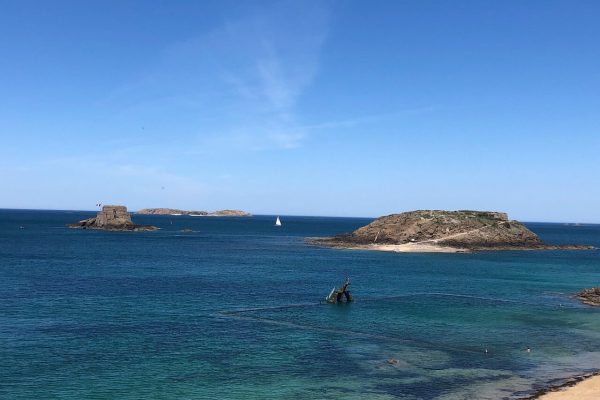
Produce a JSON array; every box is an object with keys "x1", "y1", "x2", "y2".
[
  {"x1": 309, "y1": 210, "x2": 592, "y2": 252},
  {"x1": 67, "y1": 205, "x2": 159, "y2": 232},
  {"x1": 325, "y1": 277, "x2": 353, "y2": 304},
  {"x1": 577, "y1": 288, "x2": 600, "y2": 306}
]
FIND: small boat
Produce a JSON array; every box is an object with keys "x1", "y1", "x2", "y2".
[
  {"x1": 170, "y1": 213, "x2": 182, "y2": 216},
  {"x1": 189, "y1": 214, "x2": 203, "y2": 217},
  {"x1": 275, "y1": 216, "x2": 282, "y2": 226}
]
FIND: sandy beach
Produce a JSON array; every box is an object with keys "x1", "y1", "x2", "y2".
[
  {"x1": 535, "y1": 375, "x2": 600, "y2": 399},
  {"x1": 346, "y1": 242, "x2": 468, "y2": 253}
]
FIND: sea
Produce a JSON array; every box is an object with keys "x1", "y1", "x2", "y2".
[{"x1": 1, "y1": 210, "x2": 599, "y2": 399}]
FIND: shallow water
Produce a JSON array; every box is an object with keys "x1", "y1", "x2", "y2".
[{"x1": 1, "y1": 210, "x2": 599, "y2": 399}]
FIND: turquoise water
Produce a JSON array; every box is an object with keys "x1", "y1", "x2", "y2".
[{"x1": 1, "y1": 210, "x2": 599, "y2": 399}]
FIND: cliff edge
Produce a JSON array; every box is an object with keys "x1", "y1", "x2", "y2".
[{"x1": 309, "y1": 210, "x2": 592, "y2": 253}]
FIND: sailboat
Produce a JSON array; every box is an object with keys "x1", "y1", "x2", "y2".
[{"x1": 275, "y1": 216, "x2": 282, "y2": 226}]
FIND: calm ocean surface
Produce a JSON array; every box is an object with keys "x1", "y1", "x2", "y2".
[{"x1": 1, "y1": 210, "x2": 599, "y2": 399}]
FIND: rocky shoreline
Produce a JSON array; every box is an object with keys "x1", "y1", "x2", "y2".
[
  {"x1": 309, "y1": 210, "x2": 593, "y2": 253},
  {"x1": 308, "y1": 240, "x2": 592, "y2": 253},
  {"x1": 518, "y1": 370, "x2": 600, "y2": 399},
  {"x1": 67, "y1": 205, "x2": 158, "y2": 232}
]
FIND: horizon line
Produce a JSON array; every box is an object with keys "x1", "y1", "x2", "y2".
[{"x1": 0, "y1": 207, "x2": 598, "y2": 225}]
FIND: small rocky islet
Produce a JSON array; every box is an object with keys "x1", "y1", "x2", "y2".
[
  {"x1": 67, "y1": 205, "x2": 159, "y2": 232},
  {"x1": 577, "y1": 288, "x2": 600, "y2": 307},
  {"x1": 136, "y1": 208, "x2": 250, "y2": 216},
  {"x1": 309, "y1": 210, "x2": 593, "y2": 253}
]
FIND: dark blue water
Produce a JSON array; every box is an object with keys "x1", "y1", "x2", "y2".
[{"x1": 1, "y1": 210, "x2": 599, "y2": 399}]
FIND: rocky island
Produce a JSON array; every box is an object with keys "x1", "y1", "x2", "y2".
[
  {"x1": 309, "y1": 210, "x2": 592, "y2": 253},
  {"x1": 136, "y1": 208, "x2": 251, "y2": 217},
  {"x1": 67, "y1": 205, "x2": 159, "y2": 232}
]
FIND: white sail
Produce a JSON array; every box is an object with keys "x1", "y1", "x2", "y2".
[{"x1": 275, "y1": 216, "x2": 282, "y2": 226}]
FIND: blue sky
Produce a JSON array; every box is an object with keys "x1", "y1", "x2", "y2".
[{"x1": 0, "y1": 0, "x2": 598, "y2": 222}]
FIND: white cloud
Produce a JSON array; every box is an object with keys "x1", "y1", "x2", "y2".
[{"x1": 103, "y1": 1, "x2": 330, "y2": 152}]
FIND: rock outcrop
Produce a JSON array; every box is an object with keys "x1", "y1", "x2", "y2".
[
  {"x1": 67, "y1": 205, "x2": 159, "y2": 231},
  {"x1": 577, "y1": 288, "x2": 600, "y2": 306},
  {"x1": 136, "y1": 208, "x2": 250, "y2": 216},
  {"x1": 210, "y1": 209, "x2": 251, "y2": 217},
  {"x1": 135, "y1": 208, "x2": 205, "y2": 215},
  {"x1": 309, "y1": 210, "x2": 592, "y2": 252}
]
